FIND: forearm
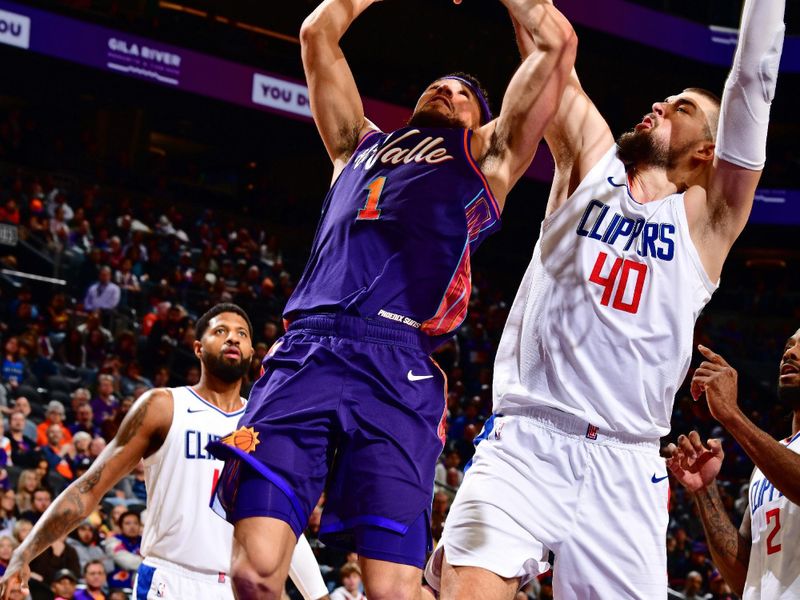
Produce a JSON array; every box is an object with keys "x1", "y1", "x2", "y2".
[
  {"x1": 722, "y1": 411, "x2": 800, "y2": 504},
  {"x1": 716, "y1": 0, "x2": 785, "y2": 170},
  {"x1": 501, "y1": 0, "x2": 571, "y2": 52},
  {"x1": 301, "y1": 0, "x2": 373, "y2": 43},
  {"x1": 15, "y1": 468, "x2": 104, "y2": 563},
  {"x1": 692, "y1": 483, "x2": 749, "y2": 595}
]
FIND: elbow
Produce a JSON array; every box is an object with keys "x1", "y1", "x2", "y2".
[{"x1": 299, "y1": 17, "x2": 319, "y2": 47}]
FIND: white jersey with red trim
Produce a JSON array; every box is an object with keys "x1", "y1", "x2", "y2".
[
  {"x1": 743, "y1": 432, "x2": 800, "y2": 599},
  {"x1": 140, "y1": 386, "x2": 245, "y2": 576},
  {"x1": 493, "y1": 145, "x2": 717, "y2": 438}
]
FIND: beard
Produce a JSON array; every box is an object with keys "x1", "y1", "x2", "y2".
[
  {"x1": 407, "y1": 105, "x2": 465, "y2": 129},
  {"x1": 778, "y1": 381, "x2": 800, "y2": 409},
  {"x1": 616, "y1": 128, "x2": 672, "y2": 169},
  {"x1": 203, "y1": 349, "x2": 251, "y2": 384}
]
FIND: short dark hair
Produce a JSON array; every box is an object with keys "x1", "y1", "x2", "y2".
[
  {"x1": 117, "y1": 510, "x2": 140, "y2": 527},
  {"x1": 33, "y1": 487, "x2": 52, "y2": 500},
  {"x1": 84, "y1": 559, "x2": 105, "y2": 575},
  {"x1": 195, "y1": 303, "x2": 253, "y2": 341},
  {"x1": 683, "y1": 87, "x2": 721, "y2": 141}
]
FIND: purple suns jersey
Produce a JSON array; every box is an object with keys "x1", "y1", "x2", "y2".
[{"x1": 285, "y1": 126, "x2": 501, "y2": 342}]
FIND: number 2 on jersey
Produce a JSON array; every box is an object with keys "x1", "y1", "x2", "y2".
[
  {"x1": 766, "y1": 507, "x2": 782, "y2": 555},
  {"x1": 357, "y1": 176, "x2": 387, "y2": 221},
  {"x1": 589, "y1": 251, "x2": 647, "y2": 314}
]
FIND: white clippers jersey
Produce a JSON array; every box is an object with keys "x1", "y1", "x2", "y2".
[
  {"x1": 493, "y1": 146, "x2": 717, "y2": 438},
  {"x1": 140, "y1": 386, "x2": 245, "y2": 575},
  {"x1": 743, "y1": 432, "x2": 800, "y2": 600}
]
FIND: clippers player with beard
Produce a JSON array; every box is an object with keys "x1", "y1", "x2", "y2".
[
  {"x1": 429, "y1": 0, "x2": 787, "y2": 598},
  {"x1": 666, "y1": 329, "x2": 800, "y2": 599},
  {"x1": 0, "y1": 304, "x2": 328, "y2": 600},
  {"x1": 207, "y1": 1, "x2": 577, "y2": 598}
]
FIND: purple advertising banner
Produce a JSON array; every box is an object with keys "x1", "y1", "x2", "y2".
[{"x1": 0, "y1": 0, "x2": 797, "y2": 224}]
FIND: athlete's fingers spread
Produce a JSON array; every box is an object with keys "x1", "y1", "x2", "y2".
[
  {"x1": 687, "y1": 430, "x2": 705, "y2": 453},
  {"x1": 661, "y1": 443, "x2": 678, "y2": 458},
  {"x1": 707, "y1": 438, "x2": 724, "y2": 457},
  {"x1": 677, "y1": 434, "x2": 696, "y2": 459}
]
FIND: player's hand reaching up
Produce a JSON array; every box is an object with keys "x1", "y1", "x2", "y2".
[
  {"x1": 691, "y1": 345, "x2": 742, "y2": 425},
  {"x1": 0, "y1": 554, "x2": 31, "y2": 600},
  {"x1": 664, "y1": 432, "x2": 724, "y2": 493}
]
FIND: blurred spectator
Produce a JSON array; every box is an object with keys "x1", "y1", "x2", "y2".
[
  {"x1": 73, "y1": 559, "x2": 108, "y2": 600},
  {"x1": 83, "y1": 267, "x2": 120, "y2": 312},
  {"x1": 36, "y1": 401, "x2": 74, "y2": 449},
  {"x1": 40, "y1": 424, "x2": 74, "y2": 480},
  {"x1": 90, "y1": 375, "x2": 117, "y2": 428},
  {"x1": 70, "y1": 404, "x2": 100, "y2": 438},
  {"x1": 21, "y1": 487, "x2": 53, "y2": 524},
  {"x1": 119, "y1": 363, "x2": 151, "y2": 398},
  {"x1": 29, "y1": 534, "x2": 81, "y2": 586},
  {"x1": 15, "y1": 470, "x2": 39, "y2": 513},
  {"x1": 0, "y1": 534, "x2": 17, "y2": 575},
  {"x1": 2, "y1": 337, "x2": 25, "y2": 388},
  {"x1": 0, "y1": 489, "x2": 18, "y2": 533},
  {"x1": 8, "y1": 396, "x2": 38, "y2": 440},
  {"x1": 50, "y1": 567, "x2": 79, "y2": 600},
  {"x1": 11, "y1": 519, "x2": 32, "y2": 546},
  {"x1": 8, "y1": 410, "x2": 38, "y2": 467},
  {"x1": 330, "y1": 562, "x2": 366, "y2": 600},
  {"x1": 67, "y1": 522, "x2": 113, "y2": 575},
  {"x1": 103, "y1": 510, "x2": 141, "y2": 589}
]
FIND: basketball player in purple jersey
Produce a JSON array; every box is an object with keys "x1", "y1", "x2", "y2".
[
  {"x1": 206, "y1": 1, "x2": 577, "y2": 598},
  {"x1": 430, "y1": 0, "x2": 787, "y2": 597}
]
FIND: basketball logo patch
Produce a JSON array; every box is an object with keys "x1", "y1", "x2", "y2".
[{"x1": 222, "y1": 426, "x2": 261, "y2": 453}]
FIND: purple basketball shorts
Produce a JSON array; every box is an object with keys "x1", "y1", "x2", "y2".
[{"x1": 208, "y1": 313, "x2": 447, "y2": 567}]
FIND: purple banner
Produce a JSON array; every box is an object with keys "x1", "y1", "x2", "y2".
[
  {"x1": 0, "y1": 0, "x2": 797, "y2": 225},
  {"x1": 559, "y1": 0, "x2": 799, "y2": 72}
]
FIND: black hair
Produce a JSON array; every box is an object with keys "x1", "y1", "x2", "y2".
[
  {"x1": 195, "y1": 303, "x2": 254, "y2": 341},
  {"x1": 117, "y1": 510, "x2": 141, "y2": 527}
]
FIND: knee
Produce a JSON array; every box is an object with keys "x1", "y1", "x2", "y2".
[{"x1": 231, "y1": 547, "x2": 286, "y2": 600}]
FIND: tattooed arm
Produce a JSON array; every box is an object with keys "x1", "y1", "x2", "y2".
[
  {"x1": 692, "y1": 483, "x2": 751, "y2": 596},
  {"x1": 0, "y1": 389, "x2": 173, "y2": 599},
  {"x1": 664, "y1": 431, "x2": 751, "y2": 596}
]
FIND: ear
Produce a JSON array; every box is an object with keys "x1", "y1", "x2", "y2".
[
  {"x1": 695, "y1": 141, "x2": 715, "y2": 163},
  {"x1": 193, "y1": 340, "x2": 203, "y2": 360}
]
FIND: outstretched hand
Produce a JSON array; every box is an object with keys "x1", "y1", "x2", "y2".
[
  {"x1": 664, "y1": 431, "x2": 724, "y2": 493},
  {"x1": 0, "y1": 554, "x2": 31, "y2": 600},
  {"x1": 691, "y1": 345, "x2": 741, "y2": 425}
]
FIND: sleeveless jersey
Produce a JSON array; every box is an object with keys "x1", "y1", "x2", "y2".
[
  {"x1": 285, "y1": 126, "x2": 500, "y2": 343},
  {"x1": 743, "y1": 432, "x2": 800, "y2": 599},
  {"x1": 140, "y1": 387, "x2": 245, "y2": 575},
  {"x1": 493, "y1": 145, "x2": 717, "y2": 438}
]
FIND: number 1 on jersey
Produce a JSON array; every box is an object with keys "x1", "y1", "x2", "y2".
[{"x1": 357, "y1": 176, "x2": 387, "y2": 221}]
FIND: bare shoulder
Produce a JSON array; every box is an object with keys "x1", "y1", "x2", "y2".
[{"x1": 115, "y1": 388, "x2": 174, "y2": 451}]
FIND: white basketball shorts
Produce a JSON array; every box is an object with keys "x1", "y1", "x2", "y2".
[
  {"x1": 426, "y1": 406, "x2": 669, "y2": 598},
  {"x1": 134, "y1": 556, "x2": 235, "y2": 600}
]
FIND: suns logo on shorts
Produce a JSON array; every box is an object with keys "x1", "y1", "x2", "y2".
[{"x1": 221, "y1": 426, "x2": 261, "y2": 453}]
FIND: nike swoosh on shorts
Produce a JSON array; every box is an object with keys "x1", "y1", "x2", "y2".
[{"x1": 407, "y1": 370, "x2": 434, "y2": 382}]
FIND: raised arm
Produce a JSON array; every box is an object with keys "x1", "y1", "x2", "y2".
[
  {"x1": 473, "y1": 1, "x2": 576, "y2": 209},
  {"x1": 509, "y1": 5, "x2": 613, "y2": 214},
  {"x1": 0, "y1": 389, "x2": 172, "y2": 599},
  {"x1": 692, "y1": 345, "x2": 800, "y2": 506},
  {"x1": 300, "y1": 0, "x2": 380, "y2": 178},
  {"x1": 664, "y1": 433, "x2": 751, "y2": 596},
  {"x1": 688, "y1": 0, "x2": 785, "y2": 276}
]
